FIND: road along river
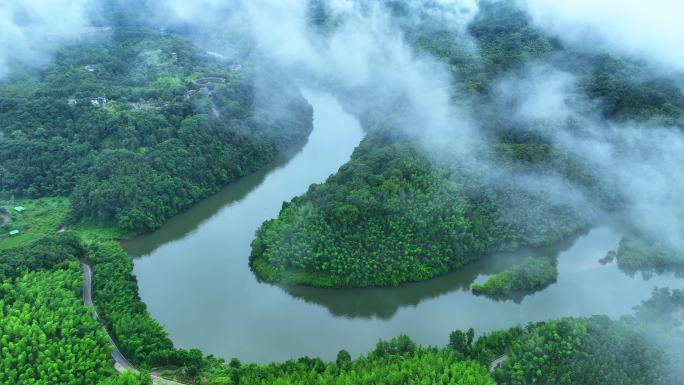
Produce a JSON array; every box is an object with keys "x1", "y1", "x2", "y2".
[{"x1": 126, "y1": 89, "x2": 683, "y2": 363}]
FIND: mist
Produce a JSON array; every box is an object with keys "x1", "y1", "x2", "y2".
[
  {"x1": 2, "y1": 0, "x2": 684, "y2": 380},
  {"x1": 493, "y1": 63, "x2": 684, "y2": 253},
  {"x1": 5, "y1": 0, "x2": 679, "y2": 256},
  {"x1": 519, "y1": 0, "x2": 684, "y2": 74},
  {"x1": 0, "y1": 0, "x2": 96, "y2": 79},
  {"x1": 157, "y1": 0, "x2": 481, "y2": 147},
  {"x1": 154, "y1": 0, "x2": 684, "y2": 251}
]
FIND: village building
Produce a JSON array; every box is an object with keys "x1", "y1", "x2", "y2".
[{"x1": 91, "y1": 97, "x2": 107, "y2": 107}]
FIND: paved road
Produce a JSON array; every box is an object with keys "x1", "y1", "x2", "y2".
[
  {"x1": 489, "y1": 355, "x2": 507, "y2": 372},
  {"x1": 81, "y1": 261, "x2": 187, "y2": 384}
]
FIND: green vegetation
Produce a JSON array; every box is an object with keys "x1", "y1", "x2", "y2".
[
  {"x1": 2, "y1": 1, "x2": 684, "y2": 384},
  {"x1": 200, "y1": 337, "x2": 496, "y2": 385},
  {"x1": 581, "y1": 54, "x2": 684, "y2": 122},
  {"x1": 158, "y1": 288, "x2": 684, "y2": 385},
  {"x1": 251, "y1": 133, "x2": 593, "y2": 287},
  {"x1": 0, "y1": 30, "x2": 312, "y2": 234},
  {"x1": 0, "y1": 232, "x2": 83, "y2": 281},
  {"x1": 0, "y1": 231, "x2": 120, "y2": 383},
  {"x1": 0, "y1": 16, "x2": 308, "y2": 385},
  {"x1": 0, "y1": 198, "x2": 69, "y2": 250},
  {"x1": 251, "y1": 0, "x2": 684, "y2": 288},
  {"x1": 96, "y1": 372, "x2": 152, "y2": 385},
  {"x1": 494, "y1": 316, "x2": 676, "y2": 385},
  {"x1": 471, "y1": 256, "x2": 557, "y2": 298},
  {"x1": 86, "y1": 241, "x2": 175, "y2": 366},
  {"x1": 0, "y1": 229, "x2": 203, "y2": 383},
  {"x1": 4, "y1": 228, "x2": 683, "y2": 385},
  {"x1": 616, "y1": 235, "x2": 684, "y2": 275},
  {"x1": 85, "y1": 240, "x2": 206, "y2": 371},
  {"x1": 0, "y1": 260, "x2": 113, "y2": 384},
  {"x1": 448, "y1": 288, "x2": 684, "y2": 385}
]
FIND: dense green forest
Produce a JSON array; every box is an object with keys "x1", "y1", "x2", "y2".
[
  {"x1": 127, "y1": 287, "x2": 684, "y2": 385},
  {"x1": 1, "y1": 1, "x2": 684, "y2": 384},
  {"x1": 615, "y1": 235, "x2": 684, "y2": 276},
  {"x1": 2, "y1": 228, "x2": 683, "y2": 385},
  {"x1": 0, "y1": 264, "x2": 113, "y2": 385},
  {"x1": 0, "y1": 234, "x2": 115, "y2": 384},
  {"x1": 251, "y1": 135, "x2": 592, "y2": 287},
  {"x1": 86, "y1": 240, "x2": 206, "y2": 372},
  {"x1": 0, "y1": 29, "x2": 312, "y2": 233},
  {"x1": 0, "y1": 232, "x2": 83, "y2": 281},
  {"x1": 251, "y1": 0, "x2": 684, "y2": 288},
  {"x1": 471, "y1": 256, "x2": 557, "y2": 298}
]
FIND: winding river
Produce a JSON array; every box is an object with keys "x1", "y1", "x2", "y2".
[{"x1": 126, "y1": 89, "x2": 683, "y2": 363}]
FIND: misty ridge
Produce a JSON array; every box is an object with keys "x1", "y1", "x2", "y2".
[
  {"x1": 2, "y1": 1, "x2": 684, "y2": 384},
  {"x1": 2, "y1": 0, "x2": 683, "y2": 259},
  {"x1": 146, "y1": 0, "x2": 684, "y2": 258}
]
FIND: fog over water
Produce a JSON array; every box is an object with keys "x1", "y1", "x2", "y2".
[
  {"x1": 150, "y1": 0, "x2": 684, "y2": 254},
  {"x1": 128, "y1": 90, "x2": 683, "y2": 362},
  {"x1": 6, "y1": 0, "x2": 683, "y2": 366},
  {"x1": 7, "y1": 1, "x2": 683, "y2": 250}
]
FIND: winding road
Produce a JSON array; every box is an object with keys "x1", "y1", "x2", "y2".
[{"x1": 81, "y1": 261, "x2": 186, "y2": 385}]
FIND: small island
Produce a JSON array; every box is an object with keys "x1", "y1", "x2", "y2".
[
  {"x1": 472, "y1": 256, "x2": 558, "y2": 298},
  {"x1": 616, "y1": 235, "x2": 684, "y2": 275}
]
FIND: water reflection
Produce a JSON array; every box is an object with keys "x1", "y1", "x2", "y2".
[
  {"x1": 280, "y1": 233, "x2": 581, "y2": 319},
  {"x1": 122, "y1": 146, "x2": 305, "y2": 257},
  {"x1": 128, "y1": 90, "x2": 684, "y2": 363}
]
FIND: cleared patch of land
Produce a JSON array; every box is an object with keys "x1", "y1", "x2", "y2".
[{"x1": 0, "y1": 197, "x2": 69, "y2": 250}]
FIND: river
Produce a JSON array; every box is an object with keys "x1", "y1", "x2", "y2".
[{"x1": 127, "y1": 89, "x2": 683, "y2": 363}]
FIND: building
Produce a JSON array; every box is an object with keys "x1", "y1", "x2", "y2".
[
  {"x1": 14, "y1": 206, "x2": 26, "y2": 213},
  {"x1": 91, "y1": 97, "x2": 107, "y2": 107}
]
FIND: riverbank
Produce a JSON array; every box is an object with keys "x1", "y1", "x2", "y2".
[{"x1": 126, "y1": 92, "x2": 683, "y2": 364}]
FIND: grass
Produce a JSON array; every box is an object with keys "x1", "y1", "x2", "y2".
[
  {"x1": 0, "y1": 197, "x2": 70, "y2": 250},
  {"x1": 0, "y1": 197, "x2": 132, "y2": 250},
  {"x1": 72, "y1": 219, "x2": 131, "y2": 243}
]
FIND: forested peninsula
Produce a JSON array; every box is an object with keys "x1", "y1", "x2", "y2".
[
  {"x1": 250, "y1": 2, "x2": 684, "y2": 287},
  {"x1": 1, "y1": 1, "x2": 683, "y2": 384}
]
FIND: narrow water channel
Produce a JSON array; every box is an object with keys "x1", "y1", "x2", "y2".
[{"x1": 127, "y1": 89, "x2": 683, "y2": 363}]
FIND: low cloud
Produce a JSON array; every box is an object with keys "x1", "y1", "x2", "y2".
[
  {"x1": 519, "y1": 0, "x2": 684, "y2": 73},
  {"x1": 0, "y1": 0, "x2": 95, "y2": 79},
  {"x1": 495, "y1": 63, "x2": 684, "y2": 252},
  {"x1": 159, "y1": 0, "x2": 481, "y2": 144}
]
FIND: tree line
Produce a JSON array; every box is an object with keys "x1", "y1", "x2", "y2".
[{"x1": 0, "y1": 30, "x2": 313, "y2": 233}]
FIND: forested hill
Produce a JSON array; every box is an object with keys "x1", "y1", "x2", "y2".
[
  {"x1": 251, "y1": 0, "x2": 684, "y2": 288},
  {"x1": 1, "y1": 1, "x2": 683, "y2": 385},
  {"x1": 0, "y1": 29, "x2": 313, "y2": 233}
]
